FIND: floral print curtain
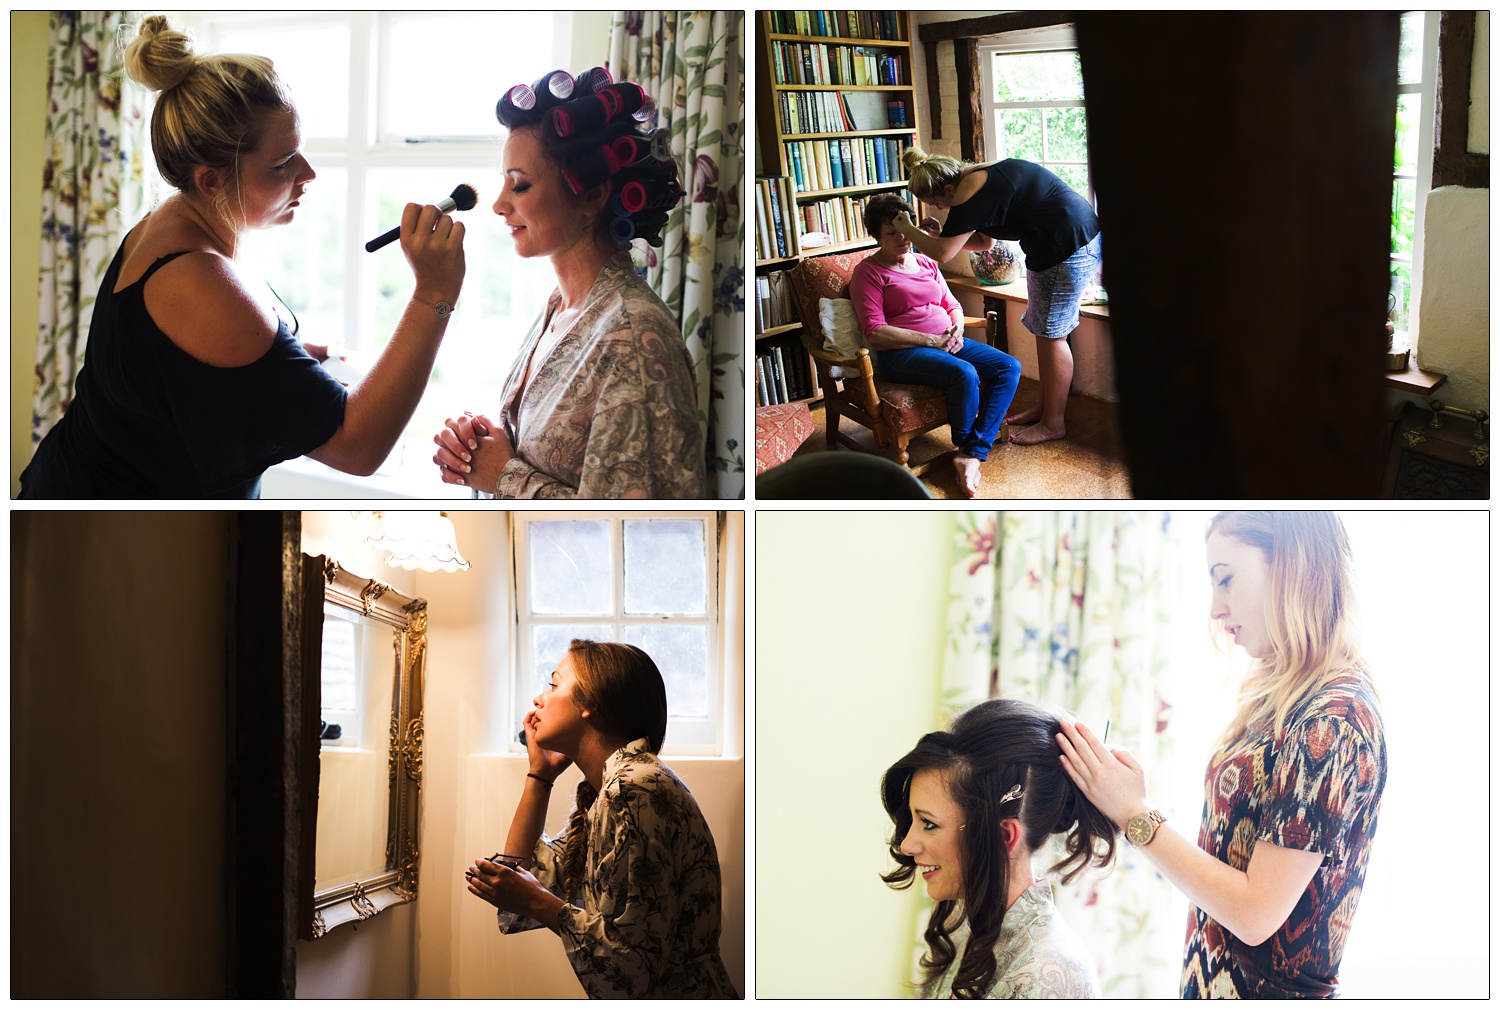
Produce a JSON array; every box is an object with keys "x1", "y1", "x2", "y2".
[
  {"x1": 33, "y1": 11, "x2": 153, "y2": 446},
  {"x1": 608, "y1": 11, "x2": 746, "y2": 499},
  {"x1": 939, "y1": 510, "x2": 1182, "y2": 998}
]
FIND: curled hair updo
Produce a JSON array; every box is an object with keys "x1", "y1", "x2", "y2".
[
  {"x1": 902, "y1": 146, "x2": 968, "y2": 202},
  {"x1": 123, "y1": 15, "x2": 294, "y2": 218},
  {"x1": 881, "y1": 698, "x2": 1117, "y2": 999},
  {"x1": 495, "y1": 68, "x2": 684, "y2": 248}
]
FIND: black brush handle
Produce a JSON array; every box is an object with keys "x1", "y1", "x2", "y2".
[{"x1": 365, "y1": 194, "x2": 460, "y2": 252}]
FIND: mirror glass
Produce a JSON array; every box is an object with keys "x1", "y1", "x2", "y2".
[{"x1": 314, "y1": 604, "x2": 395, "y2": 891}]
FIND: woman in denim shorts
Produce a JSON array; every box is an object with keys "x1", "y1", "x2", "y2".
[{"x1": 893, "y1": 149, "x2": 1101, "y2": 445}]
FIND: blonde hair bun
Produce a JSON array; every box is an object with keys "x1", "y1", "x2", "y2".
[
  {"x1": 125, "y1": 15, "x2": 197, "y2": 93},
  {"x1": 902, "y1": 145, "x2": 928, "y2": 172}
]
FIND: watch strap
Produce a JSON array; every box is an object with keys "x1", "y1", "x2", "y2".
[{"x1": 411, "y1": 292, "x2": 454, "y2": 318}]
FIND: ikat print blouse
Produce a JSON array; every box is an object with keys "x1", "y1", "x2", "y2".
[
  {"x1": 1180, "y1": 670, "x2": 1386, "y2": 998},
  {"x1": 496, "y1": 739, "x2": 738, "y2": 999},
  {"x1": 920, "y1": 881, "x2": 1101, "y2": 999}
]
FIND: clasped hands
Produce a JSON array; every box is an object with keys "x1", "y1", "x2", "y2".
[{"x1": 433, "y1": 412, "x2": 513, "y2": 489}]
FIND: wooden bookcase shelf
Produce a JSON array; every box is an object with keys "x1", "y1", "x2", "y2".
[{"x1": 752, "y1": 10, "x2": 920, "y2": 410}]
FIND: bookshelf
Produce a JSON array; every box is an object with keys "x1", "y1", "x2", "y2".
[{"x1": 753, "y1": 10, "x2": 921, "y2": 408}]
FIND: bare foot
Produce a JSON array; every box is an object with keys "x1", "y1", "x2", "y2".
[
  {"x1": 1004, "y1": 405, "x2": 1042, "y2": 426},
  {"x1": 1009, "y1": 421, "x2": 1066, "y2": 445},
  {"x1": 953, "y1": 454, "x2": 982, "y2": 498}
]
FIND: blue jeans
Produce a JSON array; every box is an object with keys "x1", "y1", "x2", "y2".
[{"x1": 876, "y1": 339, "x2": 1021, "y2": 461}]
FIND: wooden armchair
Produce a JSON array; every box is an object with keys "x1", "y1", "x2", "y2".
[{"x1": 786, "y1": 249, "x2": 992, "y2": 474}]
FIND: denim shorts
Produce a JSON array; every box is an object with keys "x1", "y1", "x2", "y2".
[{"x1": 1022, "y1": 232, "x2": 1102, "y2": 339}]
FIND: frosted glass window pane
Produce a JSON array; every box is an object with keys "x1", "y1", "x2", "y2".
[
  {"x1": 623, "y1": 520, "x2": 707, "y2": 615},
  {"x1": 622, "y1": 625, "x2": 709, "y2": 719},
  {"x1": 212, "y1": 24, "x2": 349, "y2": 139},
  {"x1": 383, "y1": 13, "x2": 555, "y2": 139},
  {"x1": 530, "y1": 623, "x2": 614, "y2": 702},
  {"x1": 529, "y1": 521, "x2": 612, "y2": 614}
]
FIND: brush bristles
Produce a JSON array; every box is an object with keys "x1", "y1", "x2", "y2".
[{"x1": 450, "y1": 184, "x2": 478, "y2": 212}]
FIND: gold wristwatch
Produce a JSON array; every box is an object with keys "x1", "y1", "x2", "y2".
[{"x1": 1125, "y1": 808, "x2": 1166, "y2": 846}]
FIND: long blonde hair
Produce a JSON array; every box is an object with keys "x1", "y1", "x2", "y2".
[
  {"x1": 1207, "y1": 511, "x2": 1374, "y2": 758},
  {"x1": 901, "y1": 146, "x2": 968, "y2": 201}
]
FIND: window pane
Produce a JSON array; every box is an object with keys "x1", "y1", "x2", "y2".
[
  {"x1": 383, "y1": 12, "x2": 556, "y2": 140},
  {"x1": 238, "y1": 167, "x2": 348, "y2": 345},
  {"x1": 621, "y1": 624, "x2": 709, "y2": 719},
  {"x1": 1393, "y1": 94, "x2": 1421, "y2": 175},
  {"x1": 1044, "y1": 107, "x2": 1089, "y2": 162},
  {"x1": 530, "y1": 623, "x2": 614, "y2": 703},
  {"x1": 211, "y1": 23, "x2": 350, "y2": 139},
  {"x1": 992, "y1": 51, "x2": 1084, "y2": 103},
  {"x1": 321, "y1": 612, "x2": 358, "y2": 714},
  {"x1": 1398, "y1": 12, "x2": 1425, "y2": 86},
  {"x1": 995, "y1": 109, "x2": 1044, "y2": 162},
  {"x1": 529, "y1": 521, "x2": 612, "y2": 615},
  {"x1": 1051, "y1": 164, "x2": 1091, "y2": 201},
  {"x1": 623, "y1": 520, "x2": 707, "y2": 615},
  {"x1": 1391, "y1": 177, "x2": 1417, "y2": 259},
  {"x1": 1389, "y1": 260, "x2": 1413, "y2": 330}
]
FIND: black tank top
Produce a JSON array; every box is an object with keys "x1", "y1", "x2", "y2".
[{"x1": 19, "y1": 242, "x2": 347, "y2": 498}]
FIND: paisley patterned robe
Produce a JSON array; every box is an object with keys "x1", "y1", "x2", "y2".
[
  {"x1": 921, "y1": 881, "x2": 1100, "y2": 999},
  {"x1": 485, "y1": 251, "x2": 707, "y2": 499},
  {"x1": 496, "y1": 739, "x2": 738, "y2": 999}
]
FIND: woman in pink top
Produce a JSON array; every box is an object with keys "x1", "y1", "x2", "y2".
[{"x1": 848, "y1": 194, "x2": 1021, "y2": 496}]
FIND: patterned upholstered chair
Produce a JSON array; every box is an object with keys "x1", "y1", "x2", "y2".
[
  {"x1": 786, "y1": 249, "x2": 985, "y2": 474},
  {"x1": 754, "y1": 401, "x2": 814, "y2": 475}
]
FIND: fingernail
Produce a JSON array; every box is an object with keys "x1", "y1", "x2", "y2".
[
  {"x1": 468, "y1": 440, "x2": 477, "y2": 450},
  {"x1": 463, "y1": 464, "x2": 472, "y2": 474},
  {"x1": 462, "y1": 452, "x2": 472, "y2": 463}
]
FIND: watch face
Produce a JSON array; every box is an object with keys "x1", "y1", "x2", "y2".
[{"x1": 435, "y1": 302, "x2": 452, "y2": 318}]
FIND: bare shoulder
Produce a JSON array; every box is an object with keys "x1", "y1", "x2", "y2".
[{"x1": 143, "y1": 252, "x2": 280, "y2": 368}]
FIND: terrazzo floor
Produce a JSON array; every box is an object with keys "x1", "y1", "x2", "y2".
[{"x1": 784, "y1": 377, "x2": 1134, "y2": 500}]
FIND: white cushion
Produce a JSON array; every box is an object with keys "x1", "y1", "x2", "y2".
[{"x1": 818, "y1": 297, "x2": 865, "y2": 359}]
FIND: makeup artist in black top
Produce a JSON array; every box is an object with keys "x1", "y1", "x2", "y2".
[{"x1": 19, "y1": 15, "x2": 466, "y2": 498}]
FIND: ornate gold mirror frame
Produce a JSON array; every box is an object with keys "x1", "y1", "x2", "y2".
[{"x1": 298, "y1": 556, "x2": 427, "y2": 940}]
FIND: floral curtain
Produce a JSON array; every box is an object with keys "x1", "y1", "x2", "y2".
[
  {"x1": 33, "y1": 11, "x2": 153, "y2": 445},
  {"x1": 608, "y1": 11, "x2": 746, "y2": 499},
  {"x1": 939, "y1": 510, "x2": 1182, "y2": 998}
]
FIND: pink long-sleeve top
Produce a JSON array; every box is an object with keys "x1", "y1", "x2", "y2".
[{"x1": 847, "y1": 252, "x2": 962, "y2": 350}]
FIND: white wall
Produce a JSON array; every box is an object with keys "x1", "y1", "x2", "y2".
[
  {"x1": 755, "y1": 510, "x2": 954, "y2": 997},
  {"x1": 1413, "y1": 187, "x2": 1489, "y2": 412}
]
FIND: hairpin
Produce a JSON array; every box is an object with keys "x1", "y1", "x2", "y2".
[{"x1": 1000, "y1": 783, "x2": 1023, "y2": 805}]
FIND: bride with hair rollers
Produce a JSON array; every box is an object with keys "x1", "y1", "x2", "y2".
[
  {"x1": 1057, "y1": 511, "x2": 1387, "y2": 998},
  {"x1": 882, "y1": 698, "x2": 1117, "y2": 998},
  {"x1": 431, "y1": 68, "x2": 706, "y2": 498}
]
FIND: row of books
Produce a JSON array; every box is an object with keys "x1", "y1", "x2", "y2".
[
  {"x1": 777, "y1": 89, "x2": 864, "y2": 135},
  {"x1": 785, "y1": 137, "x2": 908, "y2": 193},
  {"x1": 754, "y1": 270, "x2": 797, "y2": 334},
  {"x1": 755, "y1": 336, "x2": 816, "y2": 406},
  {"x1": 799, "y1": 191, "x2": 914, "y2": 248},
  {"x1": 771, "y1": 41, "x2": 904, "y2": 87},
  {"x1": 767, "y1": 11, "x2": 906, "y2": 41},
  {"x1": 754, "y1": 175, "x2": 801, "y2": 260}
]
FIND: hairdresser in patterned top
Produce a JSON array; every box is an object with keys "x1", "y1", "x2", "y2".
[
  {"x1": 431, "y1": 68, "x2": 706, "y2": 498},
  {"x1": 464, "y1": 640, "x2": 737, "y2": 998},
  {"x1": 1056, "y1": 511, "x2": 1387, "y2": 998}
]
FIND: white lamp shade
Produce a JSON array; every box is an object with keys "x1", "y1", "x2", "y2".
[{"x1": 365, "y1": 511, "x2": 470, "y2": 572}]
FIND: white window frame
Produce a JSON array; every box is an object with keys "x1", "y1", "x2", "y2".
[
  {"x1": 510, "y1": 512, "x2": 723, "y2": 757},
  {"x1": 978, "y1": 28, "x2": 1093, "y2": 204},
  {"x1": 185, "y1": 11, "x2": 571, "y2": 498},
  {"x1": 1393, "y1": 10, "x2": 1441, "y2": 343}
]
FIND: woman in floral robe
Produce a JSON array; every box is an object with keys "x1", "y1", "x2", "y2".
[
  {"x1": 465, "y1": 640, "x2": 737, "y2": 999},
  {"x1": 432, "y1": 68, "x2": 706, "y2": 498}
]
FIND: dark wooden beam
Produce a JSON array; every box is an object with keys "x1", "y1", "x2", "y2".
[
  {"x1": 954, "y1": 38, "x2": 985, "y2": 161},
  {"x1": 917, "y1": 11, "x2": 1073, "y2": 43},
  {"x1": 226, "y1": 511, "x2": 304, "y2": 998},
  {"x1": 924, "y1": 39, "x2": 942, "y2": 139},
  {"x1": 1433, "y1": 11, "x2": 1489, "y2": 188},
  {"x1": 1077, "y1": 12, "x2": 1398, "y2": 497}
]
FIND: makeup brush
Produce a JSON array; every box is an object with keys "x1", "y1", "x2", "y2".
[{"x1": 365, "y1": 183, "x2": 478, "y2": 252}]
